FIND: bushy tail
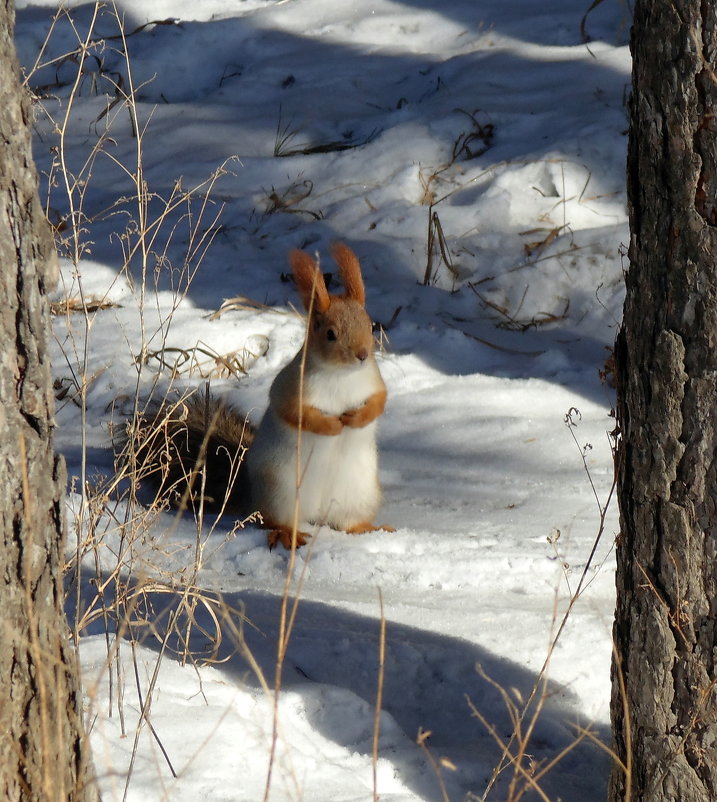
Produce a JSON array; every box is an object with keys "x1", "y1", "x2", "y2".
[{"x1": 118, "y1": 389, "x2": 254, "y2": 514}]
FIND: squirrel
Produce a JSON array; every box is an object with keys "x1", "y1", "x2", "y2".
[{"x1": 126, "y1": 242, "x2": 391, "y2": 549}]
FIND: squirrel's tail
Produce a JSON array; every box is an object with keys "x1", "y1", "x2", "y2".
[{"x1": 118, "y1": 389, "x2": 254, "y2": 513}]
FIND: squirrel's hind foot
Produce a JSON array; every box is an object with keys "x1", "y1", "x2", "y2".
[
  {"x1": 345, "y1": 522, "x2": 396, "y2": 534},
  {"x1": 266, "y1": 525, "x2": 311, "y2": 550}
]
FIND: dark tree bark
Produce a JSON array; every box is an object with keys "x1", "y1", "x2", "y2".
[
  {"x1": 0, "y1": 2, "x2": 97, "y2": 799},
  {"x1": 611, "y1": 1, "x2": 717, "y2": 800}
]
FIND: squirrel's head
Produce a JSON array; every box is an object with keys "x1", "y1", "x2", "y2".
[{"x1": 289, "y1": 243, "x2": 375, "y2": 368}]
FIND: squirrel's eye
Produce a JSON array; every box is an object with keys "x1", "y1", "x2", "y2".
[{"x1": 326, "y1": 328, "x2": 337, "y2": 342}]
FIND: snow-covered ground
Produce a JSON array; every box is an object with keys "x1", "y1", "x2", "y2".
[{"x1": 16, "y1": 1, "x2": 630, "y2": 799}]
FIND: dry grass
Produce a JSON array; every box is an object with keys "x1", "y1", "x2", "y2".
[
  {"x1": 273, "y1": 105, "x2": 381, "y2": 158},
  {"x1": 24, "y1": 5, "x2": 262, "y2": 799},
  {"x1": 419, "y1": 108, "x2": 495, "y2": 208},
  {"x1": 467, "y1": 408, "x2": 622, "y2": 802},
  {"x1": 28, "y1": 7, "x2": 325, "y2": 797},
  {"x1": 423, "y1": 208, "x2": 461, "y2": 286}
]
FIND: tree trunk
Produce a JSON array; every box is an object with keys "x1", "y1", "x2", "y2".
[
  {"x1": 0, "y1": 2, "x2": 97, "y2": 799},
  {"x1": 611, "y1": 1, "x2": 717, "y2": 800}
]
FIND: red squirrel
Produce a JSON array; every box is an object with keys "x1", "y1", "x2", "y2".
[{"x1": 127, "y1": 243, "x2": 391, "y2": 549}]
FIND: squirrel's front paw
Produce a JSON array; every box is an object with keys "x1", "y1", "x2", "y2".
[
  {"x1": 323, "y1": 415, "x2": 345, "y2": 435},
  {"x1": 340, "y1": 407, "x2": 366, "y2": 428},
  {"x1": 340, "y1": 389, "x2": 385, "y2": 428}
]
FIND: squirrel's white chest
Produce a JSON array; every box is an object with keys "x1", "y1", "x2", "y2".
[{"x1": 303, "y1": 361, "x2": 375, "y2": 414}]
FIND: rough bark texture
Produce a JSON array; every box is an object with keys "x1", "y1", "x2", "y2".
[
  {"x1": 0, "y1": 2, "x2": 97, "y2": 800},
  {"x1": 611, "y1": 1, "x2": 717, "y2": 799}
]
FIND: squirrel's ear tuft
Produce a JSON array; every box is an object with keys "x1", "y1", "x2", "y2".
[
  {"x1": 330, "y1": 242, "x2": 365, "y2": 306},
  {"x1": 289, "y1": 249, "x2": 330, "y2": 313}
]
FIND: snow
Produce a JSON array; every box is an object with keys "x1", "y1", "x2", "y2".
[{"x1": 16, "y1": 1, "x2": 630, "y2": 799}]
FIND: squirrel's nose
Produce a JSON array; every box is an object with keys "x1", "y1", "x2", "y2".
[{"x1": 356, "y1": 348, "x2": 368, "y2": 362}]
